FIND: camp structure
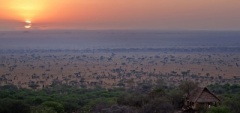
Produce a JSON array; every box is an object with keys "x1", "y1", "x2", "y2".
[{"x1": 183, "y1": 87, "x2": 221, "y2": 112}]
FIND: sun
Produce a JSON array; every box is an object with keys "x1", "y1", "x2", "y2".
[
  {"x1": 25, "y1": 20, "x2": 31, "y2": 24},
  {"x1": 24, "y1": 25, "x2": 31, "y2": 29},
  {"x1": 24, "y1": 20, "x2": 32, "y2": 29}
]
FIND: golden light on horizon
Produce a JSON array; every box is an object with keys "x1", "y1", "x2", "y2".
[
  {"x1": 24, "y1": 25, "x2": 31, "y2": 29},
  {"x1": 6, "y1": 0, "x2": 47, "y2": 22},
  {"x1": 1, "y1": 0, "x2": 240, "y2": 30}
]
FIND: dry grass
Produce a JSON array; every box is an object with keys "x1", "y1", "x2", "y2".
[{"x1": 0, "y1": 52, "x2": 239, "y2": 89}]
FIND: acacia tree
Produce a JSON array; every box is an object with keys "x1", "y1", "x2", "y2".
[{"x1": 179, "y1": 80, "x2": 198, "y2": 95}]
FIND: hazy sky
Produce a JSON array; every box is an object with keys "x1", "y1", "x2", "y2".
[{"x1": 0, "y1": 0, "x2": 240, "y2": 30}]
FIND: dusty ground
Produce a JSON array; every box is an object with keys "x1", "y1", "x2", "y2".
[{"x1": 0, "y1": 51, "x2": 240, "y2": 89}]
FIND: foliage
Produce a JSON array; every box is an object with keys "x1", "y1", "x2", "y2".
[
  {"x1": 0, "y1": 98, "x2": 31, "y2": 113},
  {"x1": 31, "y1": 105, "x2": 57, "y2": 113},
  {"x1": 208, "y1": 84, "x2": 240, "y2": 113},
  {"x1": 0, "y1": 85, "x2": 124, "y2": 113},
  {"x1": 208, "y1": 83, "x2": 240, "y2": 95},
  {"x1": 42, "y1": 101, "x2": 64, "y2": 113},
  {"x1": 141, "y1": 97, "x2": 174, "y2": 113},
  {"x1": 0, "y1": 82, "x2": 240, "y2": 113},
  {"x1": 179, "y1": 80, "x2": 198, "y2": 95},
  {"x1": 207, "y1": 106, "x2": 231, "y2": 113}
]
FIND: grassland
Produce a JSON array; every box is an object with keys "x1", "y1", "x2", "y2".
[{"x1": 0, "y1": 48, "x2": 239, "y2": 89}]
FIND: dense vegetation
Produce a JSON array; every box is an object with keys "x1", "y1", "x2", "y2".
[{"x1": 0, "y1": 82, "x2": 240, "y2": 113}]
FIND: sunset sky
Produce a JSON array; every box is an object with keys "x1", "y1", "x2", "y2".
[{"x1": 0, "y1": 0, "x2": 240, "y2": 30}]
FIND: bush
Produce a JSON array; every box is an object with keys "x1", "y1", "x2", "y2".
[
  {"x1": 0, "y1": 99, "x2": 31, "y2": 113},
  {"x1": 207, "y1": 106, "x2": 231, "y2": 113},
  {"x1": 31, "y1": 105, "x2": 57, "y2": 113},
  {"x1": 42, "y1": 101, "x2": 64, "y2": 113},
  {"x1": 141, "y1": 97, "x2": 174, "y2": 113}
]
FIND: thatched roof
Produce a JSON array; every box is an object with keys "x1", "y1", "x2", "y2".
[{"x1": 187, "y1": 87, "x2": 221, "y2": 103}]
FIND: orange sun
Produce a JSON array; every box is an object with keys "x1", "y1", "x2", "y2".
[{"x1": 24, "y1": 20, "x2": 32, "y2": 29}]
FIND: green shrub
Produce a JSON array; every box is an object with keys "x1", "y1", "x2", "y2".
[
  {"x1": 207, "y1": 106, "x2": 231, "y2": 113},
  {"x1": 42, "y1": 101, "x2": 64, "y2": 113},
  {"x1": 0, "y1": 99, "x2": 31, "y2": 113},
  {"x1": 31, "y1": 105, "x2": 57, "y2": 113}
]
